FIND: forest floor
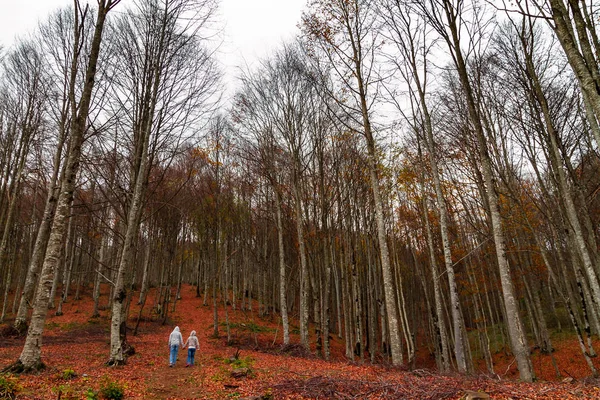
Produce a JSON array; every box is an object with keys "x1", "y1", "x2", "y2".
[{"x1": 1, "y1": 285, "x2": 600, "y2": 399}]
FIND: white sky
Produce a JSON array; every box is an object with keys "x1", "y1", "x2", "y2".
[{"x1": 0, "y1": 0, "x2": 307, "y2": 95}]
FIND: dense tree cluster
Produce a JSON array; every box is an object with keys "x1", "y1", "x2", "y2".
[{"x1": 1, "y1": 0, "x2": 599, "y2": 382}]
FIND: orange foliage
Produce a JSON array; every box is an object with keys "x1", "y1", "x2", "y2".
[{"x1": 1, "y1": 285, "x2": 600, "y2": 399}]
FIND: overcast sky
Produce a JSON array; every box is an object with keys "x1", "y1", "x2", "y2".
[{"x1": 0, "y1": 0, "x2": 307, "y2": 94}]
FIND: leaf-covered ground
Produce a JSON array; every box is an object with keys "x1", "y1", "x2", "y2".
[{"x1": 1, "y1": 285, "x2": 600, "y2": 399}]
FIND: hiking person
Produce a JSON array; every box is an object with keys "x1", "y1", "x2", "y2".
[
  {"x1": 184, "y1": 330, "x2": 200, "y2": 367},
  {"x1": 168, "y1": 326, "x2": 184, "y2": 367}
]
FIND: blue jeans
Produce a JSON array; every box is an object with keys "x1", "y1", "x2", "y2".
[
  {"x1": 187, "y1": 348, "x2": 196, "y2": 365},
  {"x1": 169, "y1": 345, "x2": 179, "y2": 365}
]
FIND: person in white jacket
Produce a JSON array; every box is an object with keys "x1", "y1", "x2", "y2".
[
  {"x1": 184, "y1": 330, "x2": 200, "y2": 367},
  {"x1": 168, "y1": 326, "x2": 184, "y2": 367}
]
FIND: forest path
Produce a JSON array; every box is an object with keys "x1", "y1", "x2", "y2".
[{"x1": 2, "y1": 285, "x2": 600, "y2": 399}]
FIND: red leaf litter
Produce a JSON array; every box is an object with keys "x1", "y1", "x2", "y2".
[{"x1": 1, "y1": 284, "x2": 599, "y2": 399}]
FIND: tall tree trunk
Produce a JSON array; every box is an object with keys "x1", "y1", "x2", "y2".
[
  {"x1": 0, "y1": 126, "x2": 32, "y2": 323},
  {"x1": 425, "y1": 125, "x2": 469, "y2": 373},
  {"x1": 108, "y1": 146, "x2": 149, "y2": 365},
  {"x1": 333, "y1": 254, "x2": 343, "y2": 339},
  {"x1": 467, "y1": 260, "x2": 494, "y2": 374},
  {"x1": 341, "y1": 232, "x2": 354, "y2": 360},
  {"x1": 322, "y1": 237, "x2": 332, "y2": 360},
  {"x1": 435, "y1": 0, "x2": 534, "y2": 380},
  {"x1": 534, "y1": 220, "x2": 597, "y2": 377},
  {"x1": 543, "y1": 0, "x2": 600, "y2": 150},
  {"x1": 56, "y1": 221, "x2": 76, "y2": 317},
  {"x1": 0, "y1": 263, "x2": 13, "y2": 323},
  {"x1": 12, "y1": 0, "x2": 118, "y2": 372},
  {"x1": 397, "y1": 17, "x2": 471, "y2": 369},
  {"x1": 92, "y1": 235, "x2": 106, "y2": 318},
  {"x1": 107, "y1": 0, "x2": 179, "y2": 363},
  {"x1": 351, "y1": 241, "x2": 363, "y2": 361},
  {"x1": 366, "y1": 244, "x2": 377, "y2": 363},
  {"x1": 14, "y1": 86, "x2": 69, "y2": 331},
  {"x1": 274, "y1": 188, "x2": 290, "y2": 345},
  {"x1": 354, "y1": 56, "x2": 402, "y2": 366},
  {"x1": 138, "y1": 241, "x2": 151, "y2": 306},
  {"x1": 421, "y1": 199, "x2": 451, "y2": 372},
  {"x1": 293, "y1": 182, "x2": 310, "y2": 350},
  {"x1": 518, "y1": 22, "x2": 600, "y2": 323}
]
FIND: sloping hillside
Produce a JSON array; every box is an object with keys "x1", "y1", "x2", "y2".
[{"x1": 1, "y1": 285, "x2": 599, "y2": 399}]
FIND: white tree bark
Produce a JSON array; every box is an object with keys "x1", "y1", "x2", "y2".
[
  {"x1": 294, "y1": 182, "x2": 310, "y2": 349},
  {"x1": 422, "y1": 198, "x2": 451, "y2": 372},
  {"x1": 15, "y1": 0, "x2": 119, "y2": 371},
  {"x1": 274, "y1": 188, "x2": 290, "y2": 345},
  {"x1": 543, "y1": 0, "x2": 600, "y2": 149},
  {"x1": 420, "y1": 0, "x2": 534, "y2": 381},
  {"x1": 519, "y1": 28, "x2": 600, "y2": 323},
  {"x1": 108, "y1": 98, "x2": 151, "y2": 365}
]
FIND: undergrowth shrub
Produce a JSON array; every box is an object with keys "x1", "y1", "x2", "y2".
[
  {"x1": 52, "y1": 384, "x2": 77, "y2": 400},
  {"x1": 100, "y1": 378, "x2": 125, "y2": 400},
  {"x1": 0, "y1": 374, "x2": 21, "y2": 400},
  {"x1": 62, "y1": 368, "x2": 77, "y2": 379},
  {"x1": 226, "y1": 355, "x2": 254, "y2": 370},
  {"x1": 85, "y1": 387, "x2": 99, "y2": 400}
]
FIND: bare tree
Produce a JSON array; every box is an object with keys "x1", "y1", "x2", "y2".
[
  {"x1": 5, "y1": 0, "x2": 121, "y2": 373},
  {"x1": 234, "y1": 57, "x2": 295, "y2": 346},
  {"x1": 303, "y1": 0, "x2": 404, "y2": 366},
  {"x1": 515, "y1": 0, "x2": 600, "y2": 148},
  {"x1": 380, "y1": 0, "x2": 472, "y2": 373},
  {"x1": 0, "y1": 40, "x2": 46, "y2": 323},
  {"x1": 414, "y1": 0, "x2": 534, "y2": 381},
  {"x1": 104, "y1": 0, "x2": 220, "y2": 365}
]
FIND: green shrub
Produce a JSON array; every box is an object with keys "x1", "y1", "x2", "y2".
[
  {"x1": 225, "y1": 355, "x2": 254, "y2": 370},
  {"x1": 262, "y1": 388, "x2": 273, "y2": 400},
  {"x1": 100, "y1": 379, "x2": 125, "y2": 400},
  {"x1": 62, "y1": 368, "x2": 77, "y2": 379},
  {"x1": 52, "y1": 384, "x2": 77, "y2": 400},
  {"x1": 0, "y1": 374, "x2": 21, "y2": 400},
  {"x1": 210, "y1": 368, "x2": 228, "y2": 382},
  {"x1": 85, "y1": 387, "x2": 100, "y2": 400}
]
